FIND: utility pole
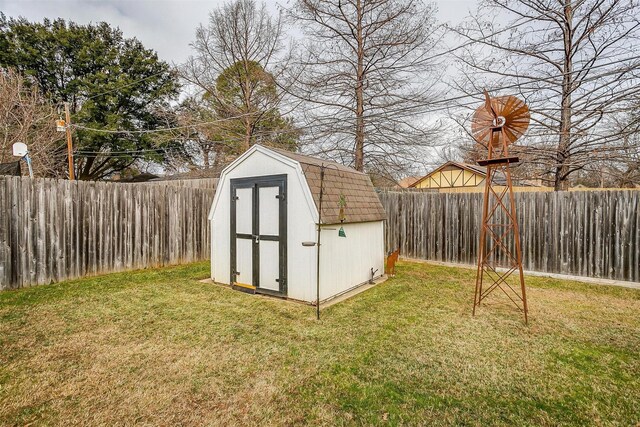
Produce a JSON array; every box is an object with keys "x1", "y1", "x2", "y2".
[{"x1": 64, "y1": 102, "x2": 75, "y2": 180}]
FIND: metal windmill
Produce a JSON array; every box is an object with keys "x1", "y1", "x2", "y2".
[{"x1": 471, "y1": 90, "x2": 530, "y2": 323}]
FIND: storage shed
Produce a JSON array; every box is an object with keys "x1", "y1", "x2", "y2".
[{"x1": 208, "y1": 145, "x2": 386, "y2": 303}]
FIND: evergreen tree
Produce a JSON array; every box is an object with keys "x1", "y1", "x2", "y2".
[{"x1": 0, "y1": 15, "x2": 179, "y2": 179}]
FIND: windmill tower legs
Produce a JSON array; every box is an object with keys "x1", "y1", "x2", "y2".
[{"x1": 473, "y1": 128, "x2": 528, "y2": 323}]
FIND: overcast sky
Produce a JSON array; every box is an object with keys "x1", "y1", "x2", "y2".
[{"x1": 0, "y1": 0, "x2": 478, "y2": 65}]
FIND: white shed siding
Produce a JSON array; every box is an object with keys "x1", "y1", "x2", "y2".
[
  {"x1": 318, "y1": 221, "x2": 385, "y2": 301},
  {"x1": 210, "y1": 145, "x2": 386, "y2": 304},
  {"x1": 210, "y1": 148, "x2": 318, "y2": 301}
]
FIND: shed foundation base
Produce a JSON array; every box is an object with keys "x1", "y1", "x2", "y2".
[{"x1": 198, "y1": 275, "x2": 389, "y2": 307}]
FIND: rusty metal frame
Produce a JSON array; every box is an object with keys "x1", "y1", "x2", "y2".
[{"x1": 473, "y1": 126, "x2": 529, "y2": 323}]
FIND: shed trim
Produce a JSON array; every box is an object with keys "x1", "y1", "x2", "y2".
[{"x1": 208, "y1": 145, "x2": 319, "y2": 223}]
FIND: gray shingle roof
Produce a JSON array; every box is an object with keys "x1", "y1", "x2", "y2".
[{"x1": 268, "y1": 147, "x2": 386, "y2": 224}]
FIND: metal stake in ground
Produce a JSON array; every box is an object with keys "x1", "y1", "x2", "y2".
[
  {"x1": 471, "y1": 90, "x2": 530, "y2": 323},
  {"x1": 316, "y1": 165, "x2": 325, "y2": 320}
]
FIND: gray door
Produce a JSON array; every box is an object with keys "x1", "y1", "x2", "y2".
[{"x1": 230, "y1": 174, "x2": 287, "y2": 296}]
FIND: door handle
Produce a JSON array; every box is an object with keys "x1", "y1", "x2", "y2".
[{"x1": 253, "y1": 235, "x2": 260, "y2": 244}]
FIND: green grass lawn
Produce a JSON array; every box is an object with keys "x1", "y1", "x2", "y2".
[{"x1": 0, "y1": 261, "x2": 639, "y2": 426}]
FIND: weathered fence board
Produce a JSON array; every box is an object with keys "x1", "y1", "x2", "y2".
[
  {"x1": 146, "y1": 177, "x2": 219, "y2": 189},
  {"x1": 2, "y1": 177, "x2": 638, "y2": 289},
  {"x1": 0, "y1": 177, "x2": 216, "y2": 290},
  {"x1": 379, "y1": 190, "x2": 640, "y2": 283}
]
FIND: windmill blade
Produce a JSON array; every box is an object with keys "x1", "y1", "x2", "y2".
[
  {"x1": 484, "y1": 89, "x2": 498, "y2": 119},
  {"x1": 472, "y1": 94, "x2": 529, "y2": 147}
]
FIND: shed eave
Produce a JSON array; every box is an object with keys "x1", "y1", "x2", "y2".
[
  {"x1": 208, "y1": 145, "x2": 319, "y2": 224},
  {"x1": 319, "y1": 218, "x2": 386, "y2": 225}
]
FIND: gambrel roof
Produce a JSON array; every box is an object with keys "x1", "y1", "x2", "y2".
[{"x1": 269, "y1": 147, "x2": 386, "y2": 224}]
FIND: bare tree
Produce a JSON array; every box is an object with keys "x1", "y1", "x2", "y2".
[
  {"x1": 286, "y1": 0, "x2": 444, "y2": 176},
  {"x1": 181, "y1": 0, "x2": 291, "y2": 153},
  {"x1": 0, "y1": 68, "x2": 65, "y2": 177},
  {"x1": 158, "y1": 96, "x2": 239, "y2": 174},
  {"x1": 452, "y1": 0, "x2": 640, "y2": 190},
  {"x1": 590, "y1": 115, "x2": 640, "y2": 187}
]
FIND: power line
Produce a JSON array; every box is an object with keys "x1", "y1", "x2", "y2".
[
  {"x1": 75, "y1": 147, "x2": 170, "y2": 154},
  {"x1": 84, "y1": 71, "x2": 168, "y2": 101},
  {"x1": 68, "y1": 49, "x2": 640, "y2": 136},
  {"x1": 71, "y1": 108, "x2": 277, "y2": 134}
]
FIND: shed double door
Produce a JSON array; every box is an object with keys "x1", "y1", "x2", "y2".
[{"x1": 230, "y1": 175, "x2": 287, "y2": 296}]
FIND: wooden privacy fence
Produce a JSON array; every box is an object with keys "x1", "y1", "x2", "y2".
[
  {"x1": 0, "y1": 177, "x2": 216, "y2": 290},
  {"x1": 3, "y1": 177, "x2": 638, "y2": 289},
  {"x1": 379, "y1": 190, "x2": 640, "y2": 283},
  {"x1": 146, "y1": 178, "x2": 219, "y2": 189}
]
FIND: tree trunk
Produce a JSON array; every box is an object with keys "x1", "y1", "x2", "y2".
[
  {"x1": 214, "y1": 141, "x2": 226, "y2": 169},
  {"x1": 79, "y1": 156, "x2": 95, "y2": 180},
  {"x1": 243, "y1": 59, "x2": 252, "y2": 153},
  {"x1": 354, "y1": 0, "x2": 365, "y2": 172},
  {"x1": 244, "y1": 117, "x2": 252, "y2": 152},
  {"x1": 203, "y1": 148, "x2": 210, "y2": 168},
  {"x1": 554, "y1": 0, "x2": 574, "y2": 191}
]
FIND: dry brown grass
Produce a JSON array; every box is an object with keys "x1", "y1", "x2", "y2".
[{"x1": 0, "y1": 262, "x2": 638, "y2": 426}]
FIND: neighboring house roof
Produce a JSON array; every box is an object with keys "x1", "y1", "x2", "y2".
[
  {"x1": 0, "y1": 161, "x2": 21, "y2": 176},
  {"x1": 152, "y1": 168, "x2": 220, "y2": 181},
  {"x1": 410, "y1": 161, "x2": 509, "y2": 188},
  {"x1": 268, "y1": 147, "x2": 387, "y2": 224},
  {"x1": 410, "y1": 161, "x2": 484, "y2": 187},
  {"x1": 457, "y1": 162, "x2": 487, "y2": 176},
  {"x1": 398, "y1": 176, "x2": 421, "y2": 188},
  {"x1": 115, "y1": 172, "x2": 160, "y2": 183}
]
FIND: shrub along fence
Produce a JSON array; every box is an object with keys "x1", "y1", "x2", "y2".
[
  {"x1": 0, "y1": 176, "x2": 216, "y2": 290},
  {"x1": 379, "y1": 190, "x2": 640, "y2": 283}
]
